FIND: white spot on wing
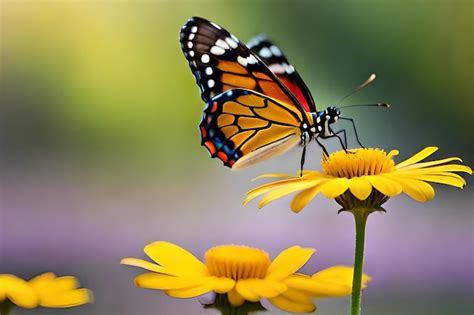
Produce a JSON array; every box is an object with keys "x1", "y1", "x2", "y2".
[
  {"x1": 208, "y1": 79, "x2": 215, "y2": 88},
  {"x1": 237, "y1": 56, "x2": 248, "y2": 67},
  {"x1": 201, "y1": 54, "x2": 210, "y2": 63},
  {"x1": 215, "y1": 39, "x2": 229, "y2": 50},
  {"x1": 191, "y1": 26, "x2": 198, "y2": 33},
  {"x1": 205, "y1": 67, "x2": 213, "y2": 75},
  {"x1": 269, "y1": 63, "x2": 285, "y2": 73},
  {"x1": 188, "y1": 33, "x2": 195, "y2": 40},
  {"x1": 283, "y1": 63, "x2": 294, "y2": 74},
  {"x1": 225, "y1": 37, "x2": 238, "y2": 49},
  {"x1": 210, "y1": 46, "x2": 225, "y2": 55},
  {"x1": 189, "y1": 50, "x2": 195, "y2": 57},
  {"x1": 259, "y1": 47, "x2": 272, "y2": 58},
  {"x1": 187, "y1": 42, "x2": 193, "y2": 49},
  {"x1": 270, "y1": 45, "x2": 282, "y2": 56},
  {"x1": 247, "y1": 55, "x2": 257, "y2": 64}
]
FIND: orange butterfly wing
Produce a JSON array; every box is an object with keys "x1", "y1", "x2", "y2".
[
  {"x1": 180, "y1": 17, "x2": 306, "y2": 113},
  {"x1": 200, "y1": 89, "x2": 303, "y2": 169}
]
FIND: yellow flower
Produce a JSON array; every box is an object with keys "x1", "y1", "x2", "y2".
[
  {"x1": 244, "y1": 147, "x2": 472, "y2": 212},
  {"x1": 0, "y1": 273, "x2": 91, "y2": 311},
  {"x1": 0, "y1": 275, "x2": 37, "y2": 309},
  {"x1": 29, "y1": 273, "x2": 92, "y2": 308},
  {"x1": 121, "y1": 241, "x2": 370, "y2": 313}
]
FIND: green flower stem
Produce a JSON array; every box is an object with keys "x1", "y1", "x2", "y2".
[
  {"x1": 350, "y1": 208, "x2": 369, "y2": 315},
  {"x1": 203, "y1": 294, "x2": 266, "y2": 315}
]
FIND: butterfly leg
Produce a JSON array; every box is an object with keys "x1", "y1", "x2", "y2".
[
  {"x1": 321, "y1": 130, "x2": 349, "y2": 153},
  {"x1": 333, "y1": 129, "x2": 348, "y2": 148},
  {"x1": 315, "y1": 137, "x2": 330, "y2": 157},
  {"x1": 300, "y1": 145, "x2": 307, "y2": 177},
  {"x1": 340, "y1": 117, "x2": 365, "y2": 148}
]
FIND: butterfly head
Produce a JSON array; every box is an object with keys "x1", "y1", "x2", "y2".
[{"x1": 326, "y1": 106, "x2": 341, "y2": 124}]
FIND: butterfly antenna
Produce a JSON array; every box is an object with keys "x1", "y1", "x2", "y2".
[
  {"x1": 339, "y1": 103, "x2": 390, "y2": 109},
  {"x1": 337, "y1": 73, "x2": 377, "y2": 105}
]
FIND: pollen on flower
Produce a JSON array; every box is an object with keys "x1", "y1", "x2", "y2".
[
  {"x1": 205, "y1": 245, "x2": 271, "y2": 280},
  {"x1": 323, "y1": 148, "x2": 396, "y2": 178}
]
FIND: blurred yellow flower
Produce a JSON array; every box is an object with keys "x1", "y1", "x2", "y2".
[
  {"x1": 0, "y1": 273, "x2": 91, "y2": 313},
  {"x1": 121, "y1": 241, "x2": 370, "y2": 313},
  {"x1": 245, "y1": 147, "x2": 472, "y2": 212},
  {"x1": 0, "y1": 275, "x2": 37, "y2": 309},
  {"x1": 29, "y1": 273, "x2": 92, "y2": 308}
]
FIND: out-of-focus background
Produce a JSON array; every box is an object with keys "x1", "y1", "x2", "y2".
[{"x1": 1, "y1": 1, "x2": 473, "y2": 314}]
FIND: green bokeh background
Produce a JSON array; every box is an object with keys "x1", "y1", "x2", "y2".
[{"x1": 1, "y1": 1, "x2": 473, "y2": 315}]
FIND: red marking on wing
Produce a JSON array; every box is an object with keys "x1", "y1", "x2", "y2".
[
  {"x1": 280, "y1": 77, "x2": 311, "y2": 112},
  {"x1": 204, "y1": 141, "x2": 216, "y2": 155},
  {"x1": 217, "y1": 152, "x2": 228, "y2": 163},
  {"x1": 200, "y1": 126, "x2": 207, "y2": 138},
  {"x1": 210, "y1": 101, "x2": 218, "y2": 113}
]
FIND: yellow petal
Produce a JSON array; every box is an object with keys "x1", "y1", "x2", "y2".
[
  {"x1": 234, "y1": 279, "x2": 286, "y2": 301},
  {"x1": 395, "y1": 146, "x2": 438, "y2": 168},
  {"x1": 245, "y1": 177, "x2": 304, "y2": 204},
  {"x1": 279, "y1": 288, "x2": 313, "y2": 304},
  {"x1": 257, "y1": 180, "x2": 321, "y2": 209},
  {"x1": 211, "y1": 277, "x2": 235, "y2": 294},
  {"x1": 268, "y1": 295, "x2": 316, "y2": 313},
  {"x1": 252, "y1": 173, "x2": 294, "y2": 181},
  {"x1": 235, "y1": 280, "x2": 260, "y2": 302},
  {"x1": 29, "y1": 273, "x2": 91, "y2": 308},
  {"x1": 284, "y1": 274, "x2": 336, "y2": 295},
  {"x1": 366, "y1": 175, "x2": 402, "y2": 196},
  {"x1": 312, "y1": 266, "x2": 371, "y2": 295},
  {"x1": 266, "y1": 246, "x2": 315, "y2": 281},
  {"x1": 134, "y1": 273, "x2": 203, "y2": 290},
  {"x1": 244, "y1": 172, "x2": 328, "y2": 205},
  {"x1": 39, "y1": 288, "x2": 91, "y2": 308},
  {"x1": 227, "y1": 287, "x2": 245, "y2": 307},
  {"x1": 403, "y1": 174, "x2": 466, "y2": 188},
  {"x1": 144, "y1": 241, "x2": 207, "y2": 276},
  {"x1": 320, "y1": 178, "x2": 351, "y2": 198},
  {"x1": 37, "y1": 276, "x2": 78, "y2": 292},
  {"x1": 28, "y1": 272, "x2": 55, "y2": 285},
  {"x1": 397, "y1": 157, "x2": 462, "y2": 170},
  {"x1": 285, "y1": 267, "x2": 371, "y2": 298},
  {"x1": 401, "y1": 171, "x2": 466, "y2": 181},
  {"x1": 120, "y1": 258, "x2": 168, "y2": 274},
  {"x1": 290, "y1": 184, "x2": 324, "y2": 213},
  {"x1": 165, "y1": 283, "x2": 214, "y2": 298},
  {"x1": 391, "y1": 177, "x2": 435, "y2": 202},
  {"x1": 349, "y1": 177, "x2": 373, "y2": 200},
  {"x1": 387, "y1": 149, "x2": 399, "y2": 159},
  {"x1": 0, "y1": 274, "x2": 38, "y2": 309},
  {"x1": 397, "y1": 164, "x2": 472, "y2": 174}
]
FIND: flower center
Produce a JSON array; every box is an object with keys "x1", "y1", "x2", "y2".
[
  {"x1": 322, "y1": 148, "x2": 396, "y2": 178},
  {"x1": 205, "y1": 245, "x2": 270, "y2": 280}
]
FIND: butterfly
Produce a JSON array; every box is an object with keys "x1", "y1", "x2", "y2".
[{"x1": 180, "y1": 17, "x2": 376, "y2": 170}]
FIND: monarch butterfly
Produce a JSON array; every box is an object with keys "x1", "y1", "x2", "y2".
[{"x1": 180, "y1": 17, "x2": 386, "y2": 170}]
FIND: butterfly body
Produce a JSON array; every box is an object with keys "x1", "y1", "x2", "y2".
[{"x1": 180, "y1": 17, "x2": 347, "y2": 169}]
